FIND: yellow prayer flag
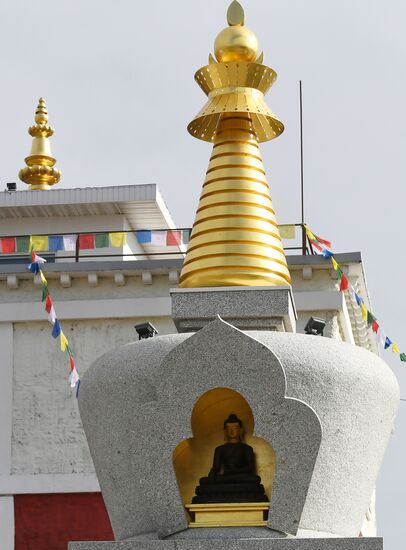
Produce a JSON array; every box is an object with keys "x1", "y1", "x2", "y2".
[
  {"x1": 361, "y1": 303, "x2": 368, "y2": 321},
  {"x1": 279, "y1": 225, "x2": 296, "y2": 239},
  {"x1": 32, "y1": 235, "x2": 49, "y2": 251},
  {"x1": 109, "y1": 232, "x2": 127, "y2": 247},
  {"x1": 392, "y1": 343, "x2": 400, "y2": 353},
  {"x1": 331, "y1": 257, "x2": 339, "y2": 271},
  {"x1": 39, "y1": 270, "x2": 48, "y2": 286},
  {"x1": 60, "y1": 331, "x2": 69, "y2": 352}
]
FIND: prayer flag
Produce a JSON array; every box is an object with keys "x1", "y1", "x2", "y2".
[
  {"x1": 310, "y1": 240, "x2": 324, "y2": 252},
  {"x1": 305, "y1": 227, "x2": 317, "y2": 241},
  {"x1": 69, "y1": 366, "x2": 80, "y2": 388},
  {"x1": 339, "y1": 273, "x2": 349, "y2": 291},
  {"x1": 182, "y1": 229, "x2": 191, "y2": 245},
  {"x1": 322, "y1": 249, "x2": 333, "y2": 259},
  {"x1": 384, "y1": 337, "x2": 392, "y2": 350},
  {"x1": 32, "y1": 235, "x2": 49, "y2": 251},
  {"x1": 314, "y1": 235, "x2": 332, "y2": 248},
  {"x1": 151, "y1": 230, "x2": 167, "y2": 246},
  {"x1": 361, "y1": 303, "x2": 368, "y2": 321},
  {"x1": 48, "y1": 235, "x2": 64, "y2": 251},
  {"x1": 52, "y1": 319, "x2": 61, "y2": 338},
  {"x1": 16, "y1": 236, "x2": 31, "y2": 253},
  {"x1": 47, "y1": 305, "x2": 56, "y2": 324},
  {"x1": 371, "y1": 319, "x2": 379, "y2": 333},
  {"x1": 349, "y1": 286, "x2": 358, "y2": 304},
  {"x1": 28, "y1": 262, "x2": 40, "y2": 274},
  {"x1": 355, "y1": 293, "x2": 362, "y2": 307},
  {"x1": 136, "y1": 230, "x2": 151, "y2": 244},
  {"x1": 39, "y1": 270, "x2": 48, "y2": 286},
  {"x1": 32, "y1": 251, "x2": 46, "y2": 264},
  {"x1": 109, "y1": 232, "x2": 126, "y2": 247},
  {"x1": 400, "y1": 353, "x2": 406, "y2": 362},
  {"x1": 78, "y1": 234, "x2": 95, "y2": 249},
  {"x1": 331, "y1": 257, "x2": 339, "y2": 271},
  {"x1": 167, "y1": 230, "x2": 181, "y2": 246},
  {"x1": 42, "y1": 283, "x2": 49, "y2": 302},
  {"x1": 95, "y1": 233, "x2": 109, "y2": 248},
  {"x1": 377, "y1": 327, "x2": 386, "y2": 347},
  {"x1": 62, "y1": 235, "x2": 77, "y2": 251},
  {"x1": 1, "y1": 237, "x2": 16, "y2": 253},
  {"x1": 392, "y1": 343, "x2": 400, "y2": 353},
  {"x1": 60, "y1": 331, "x2": 69, "y2": 352},
  {"x1": 45, "y1": 294, "x2": 53, "y2": 314},
  {"x1": 279, "y1": 225, "x2": 296, "y2": 239},
  {"x1": 367, "y1": 311, "x2": 374, "y2": 327}
]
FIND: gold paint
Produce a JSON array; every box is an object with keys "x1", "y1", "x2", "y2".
[
  {"x1": 180, "y1": 3, "x2": 290, "y2": 288},
  {"x1": 173, "y1": 388, "x2": 276, "y2": 516},
  {"x1": 19, "y1": 98, "x2": 61, "y2": 190},
  {"x1": 186, "y1": 503, "x2": 270, "y2": 528}
]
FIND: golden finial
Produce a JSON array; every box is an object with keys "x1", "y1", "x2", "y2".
[
  {"x1": 19, "y1": 98, "x2": 61, "y2": 190},
  {"x1": 180, "y1": 3, "x2": 290, "y2": 288},
  {"x1": 214, "y1": 1, "x2": 259, "y2": 63},
  {"x1": 227, "y1": 1, "x2": 245, "y2": 25}
]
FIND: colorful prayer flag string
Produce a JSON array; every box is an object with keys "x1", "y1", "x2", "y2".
[
  {"x1": 28, "y1": 250, "x2": 80, "y2": 393},
  {"x1": 304, "y1": 225, "x2": 405, "y2": 363}
]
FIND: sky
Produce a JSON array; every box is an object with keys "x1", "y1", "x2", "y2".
[{"x1": 1, "y1": 0, "x2": 406, "y2": 546}]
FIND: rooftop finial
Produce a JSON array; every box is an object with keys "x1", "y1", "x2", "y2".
[
  {"x1": 227, "y1": 1, "x2": 245, "y2": 26},
  {"x1": 214, "y1": 1, "x2": 258, "y2": 63},
  {"x1": 19, "y1": 98, "x2": 61, "y2": 191}
]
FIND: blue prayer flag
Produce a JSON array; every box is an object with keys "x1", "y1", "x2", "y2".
[
  {"x1": 322, "y1": 249, "x2": 333, "y2": 258},
  {"x1": 136, "y1": 231, "x2": 151, "y2": 244},
  {"x1": 355, "y1": 293, "x2": 362, "y2": 307},
  {"x1": 52, "y1": 319, "x2": 61, "y2": 338},
  {"x1": 384, "y1": 337, "x2": 392, "y2": 350},
  {"x1": 48, "y1": 235, "x2": 64, "y2": 251},
  {"x1": 28, "y1": 262, "x2": 40, "y2": 274}
]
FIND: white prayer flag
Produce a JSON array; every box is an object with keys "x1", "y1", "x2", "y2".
[
  {"x1": 151, "y1": 231, "x2": 167, "y2": 246},
  {"x1": 63, "y1": 235, "x2": 77, "y2": 251},
  {"x1": 47, "y1": 306, "x2": 56, "y2": 325}
]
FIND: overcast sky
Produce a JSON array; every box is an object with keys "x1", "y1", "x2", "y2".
[{"x1": 1, "y1": 0, "x2": 405, "y2": 546}]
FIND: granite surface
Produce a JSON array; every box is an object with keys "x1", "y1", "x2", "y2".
[
  {"x1": 171, "y1": 287, "x2": 296, "y2": 332},
  {"x1": 69, "y1": 537, "x2": 383, "y2": 550},
  {"x1": 79, "y1": 321, "x2": 399, "y2": 540}
]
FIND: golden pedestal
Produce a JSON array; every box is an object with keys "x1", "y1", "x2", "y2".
[{"x1": 185, "y1": 502, "x2": 270, "y2": 528}]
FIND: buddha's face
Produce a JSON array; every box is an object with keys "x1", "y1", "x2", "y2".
[{"x1": 225, "y1": 421, "x2": 241, "y2": 443}]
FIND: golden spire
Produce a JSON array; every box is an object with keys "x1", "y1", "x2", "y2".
[
  {"x1": 19, "y1": 98, "x2": 61, "y2": 190},
  {"x1": 179, "y1": 2, "x2": 291, "y2": 288}
]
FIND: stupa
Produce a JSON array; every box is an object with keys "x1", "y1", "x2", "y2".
[{"x1": 70, "y1": 3, "x2": 399, "y2": 549}]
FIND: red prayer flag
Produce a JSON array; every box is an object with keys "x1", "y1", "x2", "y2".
[
  {"x1": 372, "y1": 319, "x2": 379, "y2": 333},
  {"x1": 314, "y1": 235, "x2": 332, "y2": 248},
  {"x1": 310, "y1": 240, "x2": 324, "y2": 252},
  {"x1": 167, "y1": 230, "x2": 181, "y2": 246},
  {"x1": 1, "y1": 237, "x2": 16, "y2": 253},
  {"x1": 45, "y1": 294, "x2": 53, "y2": 314},
  {"x1": 70, "y1": 356, "x2": 75, "y2": 371},
  {"x1": 78, "y1": 234, "x2": 95, "y2": 250},
  {"x1": 339, "y1": 273, "x2": 349, "y2": 291}
]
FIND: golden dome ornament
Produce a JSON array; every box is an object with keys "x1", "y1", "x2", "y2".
[
  {"x1": 19, "y1": 98, "x2": 61, "y2": 191},
  {"x1": 180, "y1": 1, "x2": 291, "y2": 288}
]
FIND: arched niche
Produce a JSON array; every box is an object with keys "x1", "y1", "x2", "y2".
[{"x1": 173, "y1": 387, "x2": 276, "y2": 509}]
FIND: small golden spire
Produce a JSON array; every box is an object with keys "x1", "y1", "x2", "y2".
[
  {"x1": 19, "y1": 98, "x2": 61, "y2": 190},
  {"x1": 180, "y1": 2, "x2": 290, "y2": 288}
]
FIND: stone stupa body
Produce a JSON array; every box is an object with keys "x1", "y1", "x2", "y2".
[{"x1": 71, "y1": 3, "x2": 399, "y2": 549}]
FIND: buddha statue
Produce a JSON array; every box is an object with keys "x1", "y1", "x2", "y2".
[{"x1": 192, "y1": 413, "x2": 268, "y2": 503}]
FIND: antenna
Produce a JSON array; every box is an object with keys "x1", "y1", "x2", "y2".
[{"x1": 299, "y1": 80, "x2": 306, "y2": 254}]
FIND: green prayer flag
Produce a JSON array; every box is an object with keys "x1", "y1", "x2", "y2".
[
  {"x1": 400, "y1": 353, "x2": 406, "y2": 362},
  {"x1": 42, "y1": 284, "x2": 49, "y2": 302},
  {"x1": 16, "y1": 235, "x2": 31, "y2": 253},
  {"x1": 95, "y1": 233, "x2": 109, "y2": 248},
  {"x1": 336, "y1": 268, "x2": 343, "y2": 280},
  {"x1": 367, "y1": 311, "x2": 374, "y2": 327}
]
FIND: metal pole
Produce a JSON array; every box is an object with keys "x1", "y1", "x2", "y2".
[{"x1": 299, "y1": 80, "x2": 306, "y2": 254}]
